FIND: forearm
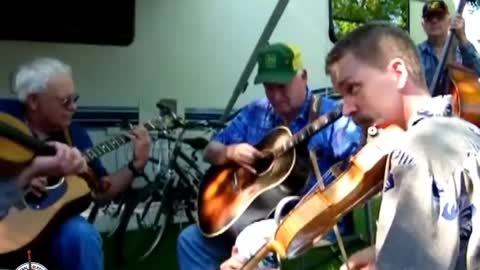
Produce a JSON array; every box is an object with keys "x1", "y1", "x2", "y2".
[
  {"x1": 458, "y1": 39, "x2": 480, "y2": 76},
  {"x1": 93, "y1": 166, "x2": 135, "y2": 202},
  {"x1": 203, "y1": 141, "x2": 230, "y2": 165},
  {"x1": 15, "y1": 165, "x2": 40, "y2": 189}
]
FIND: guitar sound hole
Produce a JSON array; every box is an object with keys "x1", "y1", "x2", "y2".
[
  {"x1": 255, "y1": 153, "x2": 274, "y2": 175},
  {"x1": 24, "y1": 192, "x2": 45, "y2": 205},
  {"x1": 47, "y1": 176, "x2": 62, "y2": 186}
]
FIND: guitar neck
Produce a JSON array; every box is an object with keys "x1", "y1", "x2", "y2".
[
  {"x1": 83, "y1": 120, "x2": 159, "y2": 162},
  {"x1": 272, "y1": 106, "x2": 342, "y2": 157}
]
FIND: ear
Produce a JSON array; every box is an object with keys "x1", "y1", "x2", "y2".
[
  {"x1": 300, "y1": 69, "x2": 308, "y2": 81},
  {"x1": 25, "y1": 93, "x2": 38, "y2": 111},
  {"x1": 388, "y1": 58, "x2": 408, "y2": 91}
]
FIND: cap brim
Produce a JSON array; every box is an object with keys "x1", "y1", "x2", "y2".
[
  {"x1": 254, "y1": 71, "x2": 296, "y2": 85},
  {"x1": 423, "y1": 9, "x2": 447, "y2": 17}
]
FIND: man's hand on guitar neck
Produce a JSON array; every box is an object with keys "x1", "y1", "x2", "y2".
[{"x1": 226, "y1": 143, "x2": 265, "y2": 174}]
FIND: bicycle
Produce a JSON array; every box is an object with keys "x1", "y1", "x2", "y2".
[{"x1": 110, "y1": 109, "x2": 223, "y2": 265}]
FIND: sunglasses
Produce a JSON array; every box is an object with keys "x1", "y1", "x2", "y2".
[
  {"x1": 56, "y1": 94, "x2": 79, "y2": 108},
  {"x1": 424, "y1": 12, "x2": 446, "y2": 22}
]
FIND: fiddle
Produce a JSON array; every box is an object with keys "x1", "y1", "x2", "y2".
[{"x1": 239, "y1": 124, "x2": 405, "y2": 269}]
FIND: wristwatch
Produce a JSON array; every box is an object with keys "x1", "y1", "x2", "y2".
[{"x1": 128, "y1": 160, "x2": 143, "y2": 177}]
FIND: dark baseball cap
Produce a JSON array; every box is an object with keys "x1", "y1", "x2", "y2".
[{"x1": 422, "y1": 0, "x2": 449, "y2": 18}]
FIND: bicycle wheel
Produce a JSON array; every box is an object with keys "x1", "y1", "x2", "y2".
[
  {"x1": 137, "y1": 173, "x2": 201, "y2": 260},
  {"x1": 113, "y1": 173, "x2": 175, "y2": 264}
]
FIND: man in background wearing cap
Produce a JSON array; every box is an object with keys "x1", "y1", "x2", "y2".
[
  {"x1": 176, "y1": 43, "x2": 362, "y2": 270},
  {"x1": 417, "y1": 0, "x2": 480, "y2": 96}
]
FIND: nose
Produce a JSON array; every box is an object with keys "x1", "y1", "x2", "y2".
[{"x1": 341, "y1": 98, "x2": 356, "y2": 116}]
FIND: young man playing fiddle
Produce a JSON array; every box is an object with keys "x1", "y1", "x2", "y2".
[{"x1": 325, "y1": 22, "x2": 480, "y2": 269}]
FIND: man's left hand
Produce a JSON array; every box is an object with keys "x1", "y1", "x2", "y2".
[
  {"x1": 450, "y1": 14, "x2": 468, "y2": 44},
  {"x1": 128, "y1": 126, "x2": 150, "y2": 170}
]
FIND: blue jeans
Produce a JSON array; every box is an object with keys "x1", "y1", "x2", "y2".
[
  {"x1": 49, "y1": 215, "x2": 103, "y2": 270},
  {"x1": 177, "y1": 224, "x2": 234, "y2": 270}
]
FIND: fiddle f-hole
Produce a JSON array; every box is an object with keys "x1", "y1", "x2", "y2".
[{"x1": 255, "y1": 152, "x2": 274, "y2": 176}]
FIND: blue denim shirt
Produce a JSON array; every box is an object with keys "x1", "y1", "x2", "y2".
[
  {"x1": 213, "y1": 88, "x2": 362, "y2": 195},
  {"x1": 417, "y1": 40, "x2": 480, "y2": 96}
]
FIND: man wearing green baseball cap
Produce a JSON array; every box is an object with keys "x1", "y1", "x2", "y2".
[{"x1": 177, "y1": 42, "x2": 362, "y2": 270}]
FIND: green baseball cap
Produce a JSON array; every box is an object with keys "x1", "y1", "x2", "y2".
[{"x1": 254, "y1": 42, "x2": 303, "y2": 85}]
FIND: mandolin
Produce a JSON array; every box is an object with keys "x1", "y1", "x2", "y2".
[{"x1": 197, "y1": 106, "x2": 342, "y2": 240}]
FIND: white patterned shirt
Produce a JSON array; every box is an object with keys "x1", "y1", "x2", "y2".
[{"x1": 375, "y1": 95, "x2": 480, "y2": 270}]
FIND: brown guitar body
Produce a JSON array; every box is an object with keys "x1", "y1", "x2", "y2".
[{"x1": 197, "y1": 126, "x2": 311, "y2": 240}]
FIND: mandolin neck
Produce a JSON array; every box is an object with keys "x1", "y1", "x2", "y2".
[
  {"x1": 271, "y1": 106, "x2": 342, "y2": 158},
  {"x1": 82, "y1": 120, "x2": 158, "y2": 162}
]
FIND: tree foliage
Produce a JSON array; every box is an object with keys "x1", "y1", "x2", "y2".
[{"x1": 332, "y1": 0, "x2": 408, "y2": 40}]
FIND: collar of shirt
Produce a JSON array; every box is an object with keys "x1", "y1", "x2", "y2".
[{"x1": 407, "y1": 94, "x2": 453, "y2": 128}]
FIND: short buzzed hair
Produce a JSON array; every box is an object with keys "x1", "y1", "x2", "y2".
[{"x1": 325, "y1": 22, "x2": 426, "y2": 88}]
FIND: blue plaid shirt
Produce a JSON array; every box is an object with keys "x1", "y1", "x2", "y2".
[
  {"x1": 213, "y1": 88, "x2": 362, "y2": 194},
  {"x1": 417, "y1": 40, "x2": 480, "y2": 96}
]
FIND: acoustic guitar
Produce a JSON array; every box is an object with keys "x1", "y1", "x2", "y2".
[
  {"x1": 197, "y1": 106, "x2": 342, "y2": 240},
  {"x1": 0, "y1": 112, "x2": 165, "y2": 257}
]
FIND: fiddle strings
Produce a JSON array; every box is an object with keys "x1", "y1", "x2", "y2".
[{"x1": 308, "y1": 150, "x2": 350, "y2": 268}]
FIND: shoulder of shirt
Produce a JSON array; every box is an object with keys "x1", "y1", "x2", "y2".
[
  {"x1": 0, "y1": 98, "x2": 26, "y2": 120},
  {"x1": 316, "y1": 95, "x2": 339, "y2": 114},
  {"x1": 406, "y1": 117, "x2": 479, "y2": 152},
  {"x1": 241, "y1": 97, "x2": 271, "y2": 112},
  {"x1": 417, "y1": 41, "x2": 429, "y2": 52}
]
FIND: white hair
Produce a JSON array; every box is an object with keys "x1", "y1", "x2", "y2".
[{"x1": 13, "y1": 57, "x2": 72, "y2": 102}]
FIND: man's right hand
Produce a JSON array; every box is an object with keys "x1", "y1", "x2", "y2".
[
  {"x1": 220, "y1": 246, "x2": 275, "y2": 270},
  {"x1": 16, "y1": 142, "x2": 88, "y2": 189},
  {"x1": 30, "y1": 177, "x2": 48, "y2": 197},
  {"x1": 340, "y1": 246, "x2": 376, "y2": 270},
  {"x1": 30, "y1": 141, "x2": 88, "y2": 177},
  {"x1": 226, "y1": 143, "x2": 264, "y2": 174}
]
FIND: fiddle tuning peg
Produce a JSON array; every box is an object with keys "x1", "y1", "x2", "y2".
[{"x1": 367, "y1": 126, "x2": 378, "y2": 137}]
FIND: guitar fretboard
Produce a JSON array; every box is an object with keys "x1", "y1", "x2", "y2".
[
  {"x1": 271, "y1": 106, "x2": 342, "y2": 158},
  {"x1": 83, "y1": 120, "x2": 161, "y2": 162}
]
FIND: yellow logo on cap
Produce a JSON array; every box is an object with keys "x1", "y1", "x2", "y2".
[
  {"x1": 429, "y1": 1, "x2": 440, "y2": 9},
  {"x1": 265, "y1": 54, "x2": 277, "y2": 69}
]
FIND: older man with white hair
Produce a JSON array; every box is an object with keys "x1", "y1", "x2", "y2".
[{"x1": 0, "y1": 57, "x2": 151, "y2": 270}]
